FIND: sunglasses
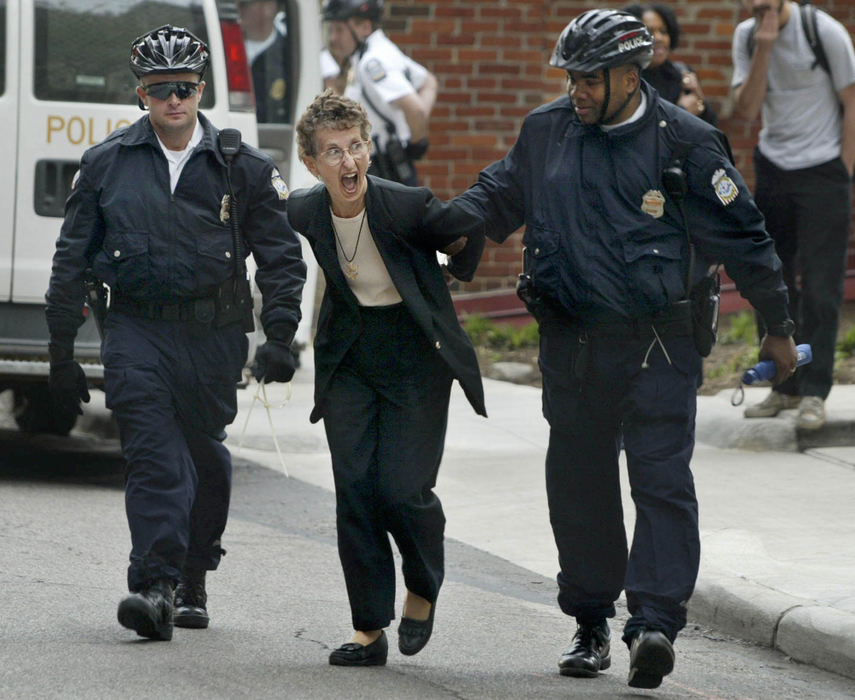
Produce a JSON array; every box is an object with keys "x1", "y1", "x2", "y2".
[{"x1": 142, "y1": 81, "x2": 200, "y2": 101}]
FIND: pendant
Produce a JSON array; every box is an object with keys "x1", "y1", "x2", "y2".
[{"x1": 344, "y1": 261, "x2": 359, "y2": 280}]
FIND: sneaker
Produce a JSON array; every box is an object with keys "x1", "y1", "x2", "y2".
[
  {"x1": 174, "y1": 570, "x2": 209, "y2": 629},
  {"x1": 627, "y1": 629, "x2": 674, "y2": 689},
  {"x1": 797, "y1": 396, "x2": 825, "y2": 430},
  {"x1": 558, "y1": 620, "x2": 611, "y2": 678},
  {"x1": 743, "y1": 391, "x2": 800, "y2": 418}
]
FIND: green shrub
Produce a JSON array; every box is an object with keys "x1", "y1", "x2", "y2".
[
  {"x1": 463, "y1": 314, "x2": 539, "y2": 349},
  {"x1": 837, "y1": 324, "x2": 855, "y2": 358},
  {"x1": 719, "y1": 310, "x2": 757, "y2": 345}
]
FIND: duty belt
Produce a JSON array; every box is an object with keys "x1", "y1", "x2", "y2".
[
  {"x1": 543, "y1": 300, "x2": 693, "y2": 339},
  {"x1": 109, "y1": 278, "x2": 248, "y2": 328},
  {"x1": 110, "y1": 294, "x2": 217, "y2": 323}
]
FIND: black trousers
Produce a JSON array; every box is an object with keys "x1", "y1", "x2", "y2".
[
  {"x1": 754, "y1": 149, "x2": 851, "y2": 399},
  {"x1": 539, "y1": 317, "x2": 701, "y2": 643},
  {"x1": 102, "y1": 312, "x2": 247, "y2": 591},
  {"x1": 322, "y1": 304, "x2": 452, "y2": 631}
]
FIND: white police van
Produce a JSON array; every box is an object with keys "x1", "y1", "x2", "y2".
[{"x1": 0, "y1": 0, "x2": 321, "y2": 434}]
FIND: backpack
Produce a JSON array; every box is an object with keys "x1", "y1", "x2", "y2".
[{"x1": 746, "y1": 1, "x2": 831, "y2": 77}]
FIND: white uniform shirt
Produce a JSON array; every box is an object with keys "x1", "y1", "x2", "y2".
[
  {"x1": 732, "y1": 8, "x2": 855, "y2": 170},
  {"x1": 155, "y1": 119, "x2": 204, "y2": 193},
  {"x1": 345, "y1": 29, "x2": 428, "y2": 150}
]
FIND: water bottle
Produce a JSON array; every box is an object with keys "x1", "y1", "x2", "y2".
[{"x1": 741, "y1": 344, "x2": 812, "y2": 385}]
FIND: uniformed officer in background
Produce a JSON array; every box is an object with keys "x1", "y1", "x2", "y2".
[
  {"x1": 455, "y1": 10, "x2": 797, "y2": 689},
  {"x1": 239, "y1": 0, "x2": 292, "y2": 123},
  {"x1": 321, "y1": 0, "x2": 437, "y2": 185},
  {"x1": 45, "y1": 25, "x2": 306, "y2": 642}
]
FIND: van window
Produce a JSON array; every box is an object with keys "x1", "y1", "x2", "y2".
[{"x1": 33, "y1": 0, "x2": 214, "y2": 109}]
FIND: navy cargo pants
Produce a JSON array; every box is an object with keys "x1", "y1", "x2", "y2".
[
  {"x1": 538, "y1": 314, "x2": 702, "y2": 644},
  {"x1": 101, "y1": 312, "x2": 248, "y2": 592}
]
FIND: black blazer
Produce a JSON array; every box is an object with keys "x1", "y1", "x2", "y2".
[{"x1": 287, "y1": 175, "x2": 487, "y2": 423}]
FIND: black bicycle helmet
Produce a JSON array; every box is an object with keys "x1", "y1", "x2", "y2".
[
  {"x1": 129, "y1": 25, "x2": 210, "y2": 79},
  {"x1": 550, "y1": 9, "x2": 654, "y2": 73},
  {"x1": 322, "y1": 0, "x2": 384, "y2": 23}
]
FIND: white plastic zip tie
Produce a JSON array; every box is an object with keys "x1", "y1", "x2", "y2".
[{"x1": 237, "y1": 378, "x2": 292, "y2": 477}]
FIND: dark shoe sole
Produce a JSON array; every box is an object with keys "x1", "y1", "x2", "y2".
[
  {"x1": 397, "y1": 604, "x2": 435, "y2": 656},
  {"x1": 174, "y1": 608, "x2": 209, "y2": 629},
  {"x1": 628, "y1": 637, "x2": 674, "y2": 689},
  {"x1": 117, "y1": 598, "x2": 173, "y2": 641},
  {"x1": 328, "y1": 652, "x2": 387, "y2": 667},
  {"x1": 559, "y1": 654, "x2": 610, "y2": 678}
]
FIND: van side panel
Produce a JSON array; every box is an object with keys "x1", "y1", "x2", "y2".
[{"x1": 0, "y1": 1, "x2": 18, "y2": 302}]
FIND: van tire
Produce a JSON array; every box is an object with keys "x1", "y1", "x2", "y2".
[{"x1": 13, "y1": 384, "x2": 78, "y2": 436}]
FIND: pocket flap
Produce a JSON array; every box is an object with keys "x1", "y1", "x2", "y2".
[{"x1": 103, "y1": 232, "x2": 147, "y2": 261}]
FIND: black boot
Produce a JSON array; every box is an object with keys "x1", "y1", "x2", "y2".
[
  {"x1": 174, "y1": 569, "x2": 209, "y2": 629},
  {"x1": 117, "y1": 579, "x2": 174, "y2": 641},
  {"x1": 627, "y1": 628, "x2": 674, "y2": 689},
  {"x1": 558, "y1": 620, "x2": 611, "y2": 677}
]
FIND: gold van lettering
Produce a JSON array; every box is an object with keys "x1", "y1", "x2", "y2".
[
  {"x1": 67, "y1": 117, "x2": 86, "y2": 145},
  {"x1": 47, "y1": 116, "x2": 64, "y2": 143},
  {"x1": 46, "y1": 116, "x2": 134, "y2": 144}
]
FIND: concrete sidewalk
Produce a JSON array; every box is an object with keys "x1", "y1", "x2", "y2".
[{"x1": 228, "y1": 352, "x2": 855, "y2": 681}]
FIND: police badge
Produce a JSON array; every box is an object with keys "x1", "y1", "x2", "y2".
[
  {"x1": 641, "y1": 189, "x2": 666, "y2": 218},
  {"x1": 711, "y1": 168, "x2": 738, "y2": 206},
  {"x1": 271, "y1": 168, "x2": 289, "y2": 200}
]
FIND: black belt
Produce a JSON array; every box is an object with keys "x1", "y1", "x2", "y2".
[
  {"x1": 111, "y1": 294, "x2": 217, "y2": 323},
  {"x1": 543, "y1": 300, "x2": 693, "y2": 339}
]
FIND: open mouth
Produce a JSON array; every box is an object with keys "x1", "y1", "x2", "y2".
[{"x1": 341, "y1": 172, "x2": 359, "y2": 194}]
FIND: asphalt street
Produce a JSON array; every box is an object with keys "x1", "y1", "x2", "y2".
[{"x1": 1, "y1": 355, "x2": 855, "y2": 697}]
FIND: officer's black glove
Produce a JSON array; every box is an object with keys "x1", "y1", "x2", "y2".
[
  {"x1": 251, "y1": 340, "x2": 297, "y2": 383},
  {"x1": 48, "y1": 361, "x2": 91, "y2": 416},
  {"x1": 48, "y1": 338, "x2": 90, "y2": 416}
]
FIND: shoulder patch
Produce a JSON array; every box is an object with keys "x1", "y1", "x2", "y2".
[
  {"x1": 364, "y1": 58, "x2": 387, "y2": 82},
  {"x1": 71, "y1": 169, "x2": 81, "y2": 191},
  {"x1": 271, "y1": 168, "x2": 289, "y2": 200},
  {"x1": 711, "y1": 168, "x2": 738, "y2": 206}
]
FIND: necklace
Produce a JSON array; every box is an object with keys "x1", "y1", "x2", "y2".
[{"x1": 332, "y1": 208, "x2": 366, "y2": 280}]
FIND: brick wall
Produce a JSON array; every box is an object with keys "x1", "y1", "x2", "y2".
[{"x1": 382, "y1": 0, "x2": 855, "y2": 296}]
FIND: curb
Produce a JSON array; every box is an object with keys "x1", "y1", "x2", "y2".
[{"x1": 690, "y1": 571, "x2": 855, "y2": 680}]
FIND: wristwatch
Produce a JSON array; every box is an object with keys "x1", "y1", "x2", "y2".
[{"x1": 766, "y1": 319, "x2": 795, "y2": 338}]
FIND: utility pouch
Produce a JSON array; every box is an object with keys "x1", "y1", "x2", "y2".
[
  {"x1": 214, "y1": 277, "x2": 253, "y2": 331},
  {"x1": 384, "y1": 134, "x2": 415, "y2": 184},
  {"x1": 689, "y1": 272, "x2": 721, "y2": 357},
  {"x1": 516, "y1": 247, "x2": 544, "y2": 321}
]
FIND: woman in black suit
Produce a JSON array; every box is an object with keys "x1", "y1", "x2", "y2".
[
  {"x1": 289, "y1": 90, "x2": 486, "y2": 667},
  {"x1": 625, "y1": 3, "x2": 718, "y2": 126}
]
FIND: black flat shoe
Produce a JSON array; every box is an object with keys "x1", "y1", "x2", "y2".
[
  {"x1": 329, "y1": 631, "x2": 388, "y2": 666},
  {"x1": 398, "y1": 603, "x2": 435, "y2": 656}
]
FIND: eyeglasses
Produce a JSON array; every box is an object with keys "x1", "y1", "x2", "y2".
[
  {"x1": 142, "y1": 81, "x2": 200, "y2": 101},
  {"x1": 318, "y1": 140, "x2": 370, "y2": 166}
]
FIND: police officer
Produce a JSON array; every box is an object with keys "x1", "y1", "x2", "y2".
[
  {"x1": 455, "y1": 10, "x2": 797, "y2": 689},
  {"x1": 45, "y1": 25, "x2": 306, "y2": 641},
  {"x1": 322, "y1": 0, "x2": 437, "y2": 185},
  {"x1": 239, "y1": 0, "x2": 291, "y2": 123}
]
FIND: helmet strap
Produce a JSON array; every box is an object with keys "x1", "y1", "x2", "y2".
[{"x1": 600, "y1": 67, "x2": 639, "y2": 126}]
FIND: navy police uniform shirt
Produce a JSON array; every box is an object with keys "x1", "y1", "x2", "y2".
[
  {"x1": 455, "y1": 81, "x2": 790, "y2": 326},
  {"x1": 45, "y1": 112, "x2": 306, "y2": 340}
]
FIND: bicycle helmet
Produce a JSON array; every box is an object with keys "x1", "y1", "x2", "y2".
[
  {"x1": 550, "y1": 9, "x2": 654, "y2": 73},
  {"x1": 322, "y1": 0, "x2": 384, "y2": 23},
  {"x1": 129, "y1": 25, "x2": 210, "y2": 79}
]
